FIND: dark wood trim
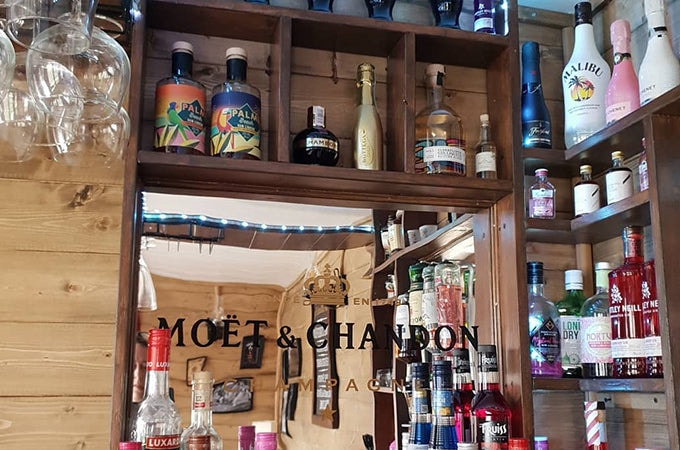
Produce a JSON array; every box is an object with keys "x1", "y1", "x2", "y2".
[
  {"x1": 386, "y1": 32, "x2": 415, "y2": 173},
  {"x1": 270, "y1": 16, "x2": 292, "y2": 162}
]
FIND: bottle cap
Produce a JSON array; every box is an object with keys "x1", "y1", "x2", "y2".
[
  {"x1": 226, "y1": 47, "x2": 247, "y2": 61},
  {"x1": 535, "y1": 436, "x2": 549, "y2": 441},
  {"x1": 477, "y1": 344, "x2": 499, "y2": 372},
  {"x1": 611, "y1": 150, "x2": 624, "y2": 160},
  {"x1": 425, "y1": 63, "x2": 446, "y2": 77},
  {"x1": 480, "y1": 113, "x2": 489, "y2": 124},
  {"x1": 119, "y1": 443, "x2": 142, "y2": 450},
  {"x1": 644, "y1": 0, "x2": 666, "y2": 30},
  {"x1": 574, "y1": 2, "x2": 593, "y2": 26},
  {"x1": 534, "y1": 168, "x2": 548, "y2": 177},
  {"x1": 565, "y1": 269, "x2": 584, "y2": 290},
  {"x1": 579, "y1": 164, "x2": 592, "y2": 174},
  {"x1": 527, "y1": 261, "x2": 544, "y2": 285},
  {"x1": 594, "y1": 261, "x2": 612, "y2": 271},
  {"x1": 192, "y1": 370, "x2": 213, "y2": 384},
  {"x1": 148, "y1": 328, "x2": 171, "y2": 347},
  {"x1": 610, "y1": 19, "x2": 631, "y2": 46},
  {"x1": 172, "y1": 41, "x2": 193, "y2": 54},
  {"x1": 452, "y1": 348, "x2": 471, "y2": 374}
]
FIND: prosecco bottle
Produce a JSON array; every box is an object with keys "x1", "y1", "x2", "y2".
[{"x1": 521, "y1": 41, "x2": 552, "y2": 148}]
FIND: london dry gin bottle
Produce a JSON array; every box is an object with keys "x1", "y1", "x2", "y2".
[
  {"x1": 154, "y1": 41, "x2": 207, "y2": 155},
  {"x1": 556, "y1": 269, "x2": 587, "y2": 378},
  {"x1": 471, "y1": 345, "x2": 511, "y2": 449},
  {"x1": 131, "y1": 328, "x2": 182, "y2": 449},
  {"x1": 353, "y1": 63, "x2": 383, "y2": 170},
  {"x1": 642, "y1": 260, "x2": 663, "y2": 377},
  {"x1": 562, "y1": 2, "x2": 611, "y2": 148},
  {"x1": 605, "y1": 19, "x2": 640, "y2": 125},
  {"x1": 527, "y1": 261, "x2": 562, "y2": 377},
  {"x1": 210, "y1": 47, "x2": 262, "y2": 159}
]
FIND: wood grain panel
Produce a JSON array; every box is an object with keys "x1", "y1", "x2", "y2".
[
  {"x1": 0, "y1": 153, "x2": 124, "y2": 185},
  {"x1": 533, "y1": 391, "x2": 585, "y2": 450},
  {"x1": 0, "y1": 251, "x2": 119, "y2": 323},
  {"x1": 0, "y1": 323, "x2": 115, "y2": 396},
  {"x1": 0, "y1": 180, "x2": 123, "y2": 254}
]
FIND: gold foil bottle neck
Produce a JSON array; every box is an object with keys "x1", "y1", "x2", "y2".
[{"x1": 357, "y1": 63, "x2": 376, "y2": 83}]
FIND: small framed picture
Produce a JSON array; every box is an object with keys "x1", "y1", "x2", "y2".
[
  {"x1": 185, "y1": 356, "x2": 207, "y2": 386},
  {"x1": 240, "y1": 335, "x2": 265, "y2": 369},
  {"x1": 212, "y1": 377, "x2": 253, "y2": 414}
]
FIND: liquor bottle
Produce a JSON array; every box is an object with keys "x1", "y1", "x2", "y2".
[
  {"x1": 353, "y1": 63, "x2": 383, "y2": 170},
  {"x1": 422, "y1": 263, "x2": 440, "y2": 356},
  {"x1": 238, "y1": 426, "x2": 255, "y2": 450},
  {"x1": 292, "y1": 105, "x2": 339, "y2": 166},
  {"x1": 180, "y1": 371, "x2": 222, "y2": 450},
  {"x1": 562, "y1": 2, "x2": 611, "y2": 148},
  {"x1": 605, "y1": 19, "x2": 640, "y2": 126},
  {"x1": 638, "y1": 0, "x2": 680, "y2": 105},
  {"x1": 408, "y1": 362, "x2": 431, "y2": 450},
  {"x1": 527, "y1": 261, "x2": 562, "y2": 377},
  {"x1": 473, "y1": 0, "x2": 495, "y2": 34},
  {"x1": 453, "y1": 348, "x2": 474, "y2": 443},
  {"x1": 308, "y1": 0, "x2": 332, "y2": 12},
  {"x1": 475, "y1": 114, "x2": 497, "y2": 179},
  {"x1": 471, "y1": 345, "x2": 511, "y2": 449},
  {"x1": 430, "y1": 360, "x2": 458, "y2": 450},
  {"x1": 534, "y1": 437, "x2": 549, "y2": 450},
  {"x1": 131, "y1": 329, "x2": 182, "y2": 449},
  {"x1": 605, "y1": 151, "x2": 633, "y2": 205},
  {"x1": 434, "y1": 260, "x2": 464, "y2": 354},
  {"x1": 521, "y1": 41, "x2": 552, "y2": 149},
  {"x1": 556, "y1": 269, "x2": 587, "y2": 378},
  {"x1": 609, "y1": 226, "x2": 646, "y2": 378},
  {"x1": 584, "y1": 401, "x2": 608, "y2": 450},
  {"x1": 396, "y1": 293, "x2": 417, "y2": 363},
  {"x1": 153, "y1": 41, "x2": 207, "y2": 155},
  {"x1": 415, "y1": 64, "x2": 466, "y2": 176},
  {"x1": 580, "y1": 262, "x2": 614, "y2": 378},
  {"x1": 573, "y1": 165, "x2": 601, "y2": 217},
  {"x1": 364, "y1": 0, "x2": 396, "y2": 20},
  {"x1": 254, "y1": 432, "x2": 277, "y2": 450},
  {"x1": 639, "y1": 138, "x2": 649, "y2": 192},
  {"x1": 528, "y1": 168, "x2": 556, "y2": 219},
  {"x1": 508, "y1": 438, "x2": 529, "y2": 450},
  {"x1": 429, "y1": 0, "x2": 463, "y2": 29},
  {"x1": 388, "y1": 213, "x2": 405, "y2": 252},
  {"x1": 210, "y1": 47, "x2": 262, "y2": 160},
  {"x1": 409, "y1": 262, "x2": 428, "y2": 347},
  {"x1": 642, "y1": 260, "x2": 663, "y2": 377}
]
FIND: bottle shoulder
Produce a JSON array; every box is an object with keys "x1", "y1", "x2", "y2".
[
  {"x1": 157, "y1": 75, "x2": 206, "y2": 90},
  {"x1": 580, "y1": 292, "x2": 609, "y2": 316},
  {"x1": 471, "y1": 390, "x2": 511, "y2": 413},
  {"x1": 529, "y1": 294, "x2": 559, "y2": 314},
  {"x1": 212, "y1": 81, "x2": 261, "y2": 98}
]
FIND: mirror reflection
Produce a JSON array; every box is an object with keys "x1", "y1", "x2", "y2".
[{"x1": 131, "y1": 192, "x2": 476, "y2": 450}]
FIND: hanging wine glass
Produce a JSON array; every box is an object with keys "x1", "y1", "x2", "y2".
[
  {"x1": 138, "y1": 254, "x2": 158, "y2": 312},
  {"x1": 0, "y1": 24, "x2": 16, "y2": 101},
  {"x1": 0, "y1": 88, "x2": 44, "y2": 163}
]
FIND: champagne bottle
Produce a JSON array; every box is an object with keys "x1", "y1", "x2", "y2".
[
  {"x1": 521, "y1": 41, "x2": 552, "y2": 149},
  {"x1": 353, "y1": 63, "x2": 383, "y2": 170},
  {"x1": 605, "y1": 19, "x2": 640, "y2": 125}
]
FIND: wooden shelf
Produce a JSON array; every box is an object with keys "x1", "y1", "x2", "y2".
[
  {"x1": 146, "y1": 0, "x2": 510, "y2": 68},
  {"x1": 533, "y1": 377, "x2": 665, "y2": 393},
  {"x1": 522, "y1": 148, "x2": 575, "y2": 178},
  {"x1": 532, "y1": 377, "x2": 580, "y2": 391},
  {"x1": 526, "y1": 191, "x2": 650, "y2": 244}
]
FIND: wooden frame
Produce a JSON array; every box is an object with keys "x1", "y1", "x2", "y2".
[
  {"x1": 185, "y1": 356, "x2": 207, "y2": 386},
  {"x1": 239, "y1": 335, "x2": 265, "y2": 369},
  {"x1": 311, "y1": 304, "x2": 339, "y2": 429},
  {"x1": 212, "y1": 377, "x2": 254, "y2": 414}
]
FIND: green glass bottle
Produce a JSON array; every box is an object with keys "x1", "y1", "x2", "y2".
[{"x1": 555, "y1": 269, "x2": 587, "y2": 378}]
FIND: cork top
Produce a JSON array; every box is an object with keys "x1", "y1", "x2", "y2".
[
  {"x1": 172, "y1": 41, "x2": 193, "y2": 54},
  {"x1": 579, "y1": 164, "x2": 592, "y2": 174},
  {"x1": 480, "y1": 113, "x2": 489, "y2": 124},
  {"x1": 192, "y1": 371, "x2": 213, "y2": 384},
  {"x1": 226, "y1": 47, "x2": 248, "y2": 61}
]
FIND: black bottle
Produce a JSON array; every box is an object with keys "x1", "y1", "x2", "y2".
[
  {"x1": 292, "y1": 106, "x2": 339, "y2": 166},
  {"x1": 429, "y1": 0, "x2": 463, "y2": 29},
  {"x1": 521, "y1": 41, "x2": 552, "y2": 148}
]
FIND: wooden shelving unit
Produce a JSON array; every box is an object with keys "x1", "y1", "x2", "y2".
[{"x1": 533, "y1": 377, "x2": 665, "y2": 393}]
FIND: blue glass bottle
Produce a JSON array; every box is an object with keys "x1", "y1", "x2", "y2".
[
  {"x1": 409, "y1": 362, "x2": 431, "y2": 449},
  {"x1": 364, "y1": 0, "x2": 396, "y2": 20},
  {"x1": 308, "y1": 0, "x2": 332, "y2": 12},
  {"x1": 429, "y1": 0, "x2": 463, "y2": 29},
  {"x1": 429, "y1": 360, "x2": 457, "y2": 450},
  {"x1": 429, "y1": 416, "x2": 458, "y2": 449},
  {"x1": 521, "y1": 41, "x2": 552, "y2": 149}
]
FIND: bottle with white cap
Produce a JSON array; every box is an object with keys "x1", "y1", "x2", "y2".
[
  {"x1": 474, "y1": 113, "x2": 497, "y2": 179},
  {"x1": 154, "y1": 41, "x2": 207, "y2": 155},
  {"x1": 556, "y1": 269, "x2": 587, "y2": 378},
  {"x1": 210, "y1": 47, "x2": 262, "y2": 160},
  {"x1": 638, "y1": 0, "x2": 680, "y2": 105}
]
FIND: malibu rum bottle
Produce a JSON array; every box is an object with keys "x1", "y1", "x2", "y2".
[{"x1": 353, "y1": 63, "x2": 383, "y2": 170}]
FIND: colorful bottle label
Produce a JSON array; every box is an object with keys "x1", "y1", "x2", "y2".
[
  {"x1": 479, "y1": 419, "x2": 509, "y2": 447},
  {"x1": 417, "y1": 138, "x2": 466, "y2": 176},
  {"x1": 529, "y1": 188, "x2": 554, "y2": 218},
  {"x1": 154, "y1": 84, "x2": 206, "y2": 153},
  {"x1": 145, "y1": 435, "x2": 180, "y2": 450},
  {"x1": 605, "y1": 170, "x2": 633, "y2": 204},
  {"x1": 523, "y1": 120, "x2": 551, "y2": 147},
  {"x1": 580, "y1": 316, "x2": 613, "y2": 364},
  {"x1": 560, "y1": 316, "x2": 581, "y2": 368},
  {"x1": 530, "y1": 317, "x2": 560, "y2": 363},
  {"x1": 475, "y1": 151, "x2": 496, "y2": 173},
  {"x1": 574, "y1": 183, "x2": 600, "y2": 216},
  {"x1": 210, "y1": 91, "x2": 261, "y2": 158},
  {"x1": 473, "y1": 0, "x2": 494, "y2": 32},
  {"x1": 412, "y1": 389, "x2": 429, "y2": 414},
  {"x1": 432, "y1": 389, "x2": 453, "y2": 416}
]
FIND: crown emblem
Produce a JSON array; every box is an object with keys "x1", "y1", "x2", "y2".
[{"x1": 302, "y1": 264, "x2": 350, "y2": 306}]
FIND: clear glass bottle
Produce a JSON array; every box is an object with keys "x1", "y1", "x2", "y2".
[
  {"x1": 415, "y1": 64, "x2": 466, "y2": 176},
  {"x1": 153, "y1": 41, "x2": 207, "y2": 155},
  {"x1": 435, "y1": 260, "x2": 464, "y2": 355},
  {"x1": 527, "y1": 261, "x2": 562, "y2": 377},
  {"x1": 292, "y1": 105, "x2": 339, "y2": 166},
  {"x1": 521, "y1": 41, "x2": 552, "y2": 149},
  {"x1": 396, "y1": 293, "x2": 417, "y2": 363},
  {"x1": 475, "y1": 113, "x2": 497, "y2": 179},
  {"x1": 210, "y1": 47, "x2": 262, "y2": 159},
  {"x1": 605, "y1": 151, "x2": 633, "y2": 205},
  {"x1": 639, "y1": 138, "x2": 649, "y2": 192},
  {"x1": 528, "y1": 168, "x2": 556, "y2": 219},
  {"x1": 471, "y1": 345, "x2": 511, "y2": 450},
  {"x1": 605, "y1": 19, "x2": 640, "y2": 125},
  {"x1": 453, "y1": 348, "x2": 474, "y2": 443},
  {"x1": 580, "y1": 262, "x2": 614, "y2": 378},
  {"x1": 643, "y1": 260, "x2": 663, "y2": 377},
  {"x1": 562, "y1": 2, "x2": 611, "y2": 148},
  {"x1": 180, "y1": 371, "x2": 222, "y2": 450},
  {"x1": 353, "y1": 63, "x2": 383, "y2": 170},
  {"x1": 131, "y1": 328, "x2": 182, "y2": 449},
  {"x1": 238, "y1": 426, "x2": 255, "y2": 450},
  {"x1": 556, "y1": 269, "x2": 587, "y2": 378},
  {"x1": 573, "y1": 165, "x2": 600, "y2": 217},
  {"x1": 421, "y1": 263, "x2": 440, "y2": 356},
  {"x1": 638, "y1": 0, "x2": 680, "y2": 105}
]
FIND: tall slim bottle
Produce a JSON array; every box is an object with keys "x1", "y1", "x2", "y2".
[
  {"x1": 154, "y1": 41, "x2": 207, "y2": 155},
  {"x1": 453, "y1": 348, "x2": 474, "y2": 443},
  {"x1": 471, "y1": 345, "x2": 511, "y2": 450},
  {"x1": 562, "y1": 2, "x2": 611, "y2": 148},
  {"x1": 180, "y1": 371, "x2": 222, "y2": 450},
  {"x1": 434, "y1": 261, "x2": 464, "y2": 354},
  {"x1": 521, "y1": 41, "x2": 552, "y2": 149},
  {"x1": 580, "y1": 262, "x2": 614, "y2": 378},
  {"x1": 605, "y1": 19, "x2": 640, "y2": 126},
  {"x1": 474, "y1": 113, "x2": 497, "y2": 179},
  {"x1": 408, "y1": 362, "x2": 431, "y2": 450},
  {"x1": 353, "y1": 63, "x2": 383, "y2": 170},
  {"x1": 527, "y1": 261, "x2": 562, "y2": 377},
  {"x1": 556, "y1": 269, "x2": 587, "y2": 378},
  {"x1": 131, "y1": 329, "x2": 182, "y2": 449},
  {"x1": 429, "y1": 360, "x2": 458, "y2": 450},
  {"x1": 609, "y1": 226, "x2": 646, "y2": 378},
  {"x1": 638, "y1": 0, "x2": 680, "y2": 105}
]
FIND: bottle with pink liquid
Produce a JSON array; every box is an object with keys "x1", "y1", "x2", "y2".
[{"x1": 605, "y1": 19, "x2": 639, "y2": 126}]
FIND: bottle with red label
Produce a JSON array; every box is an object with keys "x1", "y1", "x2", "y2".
[
  {"x1": 609, "y1": 226, "x2": 646, "y2": 378},
  {"x1": 180, "y1": 371, "x2": 222, "y2": 450},
  {"x1": 642, "y1": 260, "x2": 663, "y2": 377},
  {"x1": 131, "y1": 328, "x2": 182, "y2": 449},
  {"x1": 154, "y1": 41, "x2": 207, "y2": 155},
  {"x1": 471, "y1": 345, "x2": 511, "y2": 449}
]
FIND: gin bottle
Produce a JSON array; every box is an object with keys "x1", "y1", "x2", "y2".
[
  {"x1": 408, "y1": 362, "x2": 431, "y2": 450},
  {"x1": 580, "y1": 262, "x2": 614, "y2": 378},
  {"x1": 643, "y1": 260, "x2": 663, "y2": 377},
  {"x1": 453, "y1": 348, "x2": 474, "y2": 443},
  {"x1": 527, "y1": 261, "x2": 562, "y2": 377},
  {"x1": 430, "y1": 360, "x2": 458, "y2": 450},
  {"x1": 556, "y1": 269, "x2": 587, "y2": 378}
]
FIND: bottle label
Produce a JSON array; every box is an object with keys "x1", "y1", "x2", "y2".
[
  {"x1": 147, "y1": 343, "x2": 170, "y2": 372},
  {"x1": 145, "y1": 435, "x2": 180, "y2": 450},
  {"x1": 529, "y1": 188, "x2": 554, "y2": 218},
  {"x1": 605, "y1": 170, "x2": 633, "y2": 204},
  {"x1": 210, "y1": 91, "x2": 261, "y2": 158},
  {"x1": 523, "y1": 120, "x2": 551, "y2": 147},
  {"x1": 644, "y1": 336, "x2": 663, "y2": 357},
  {"x1": 409, "y1": 289, "x2": 424, "y2": 327},
  {"x1": 475, "y1": 151, "x2": 496, "y2": 173},
  {"x1": 395, "y1": 304, "x2": 411, "y2": 339},
  {"x1": 479, "y1": 419, "x2": 509, "y2": 446},
  {"x1": 388, "y1": 223, "x2": 404, "y2": 250},
  {"x1": 473, "y1": 17, "x2": 494, "y2": 32},
  {"x1": 193, "y1": 389, "x2": 211, "y2": 410},
  {"x1": 611, "y1": 338, "x2": 646, "y2": 358},
  {"x1": 421, "y1": 290, "x2": 437, "y2": 327},
  {"x1": 530, "y1": 317, "x2": 560, "y2": 363},
  {"x1": 423, "y1": 145, "x2": 466, "y2": 164},
  {"x1": 154, "y1": 84, "x2": 207, "y2": 153},
  {"x1": 560, "y1": 315, "x2": 581, "y2": 368},
  {"x1": 639, "y1": 156, "x2": 649, "y2": 191},
  {"x1": 187, "y1": 436, "x2": 210, "y2": 450},
  {"x1": 304, "y1": 137, "x2": 338, "y2": 151},
  {"x1": 606, "y1": 101, "x2": 632, "y2": 125},
  {"x1": 580, "y1": 316, "x2": 613, "y2": 364},
  {"x1": 574, "y1": 183, "x2": 600, "y2": 216},
  {"x1": 413, "y1": 389, "x2": 430, "y2": 414},
  {"x1": 432, "y1": 389, "x2": 453, "y2": 416}
]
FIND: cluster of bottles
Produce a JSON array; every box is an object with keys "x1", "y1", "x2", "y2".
[
  {"x1": 529, "y1": 225, "x2": 662, "y2": 380},
  {"x1": 122, "y1": 328, "x2": 273, "y2": 450},
  {"x1": 520, "y1": 0, "x2": 680, "y2": 150},
  {"x1": 527, "y1": 145, "x2": 648, "y2": 220}
]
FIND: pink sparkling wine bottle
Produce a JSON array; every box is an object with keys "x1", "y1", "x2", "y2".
[{"x1": 605, "y1": 19, "x2": 640, "y2": 125}]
